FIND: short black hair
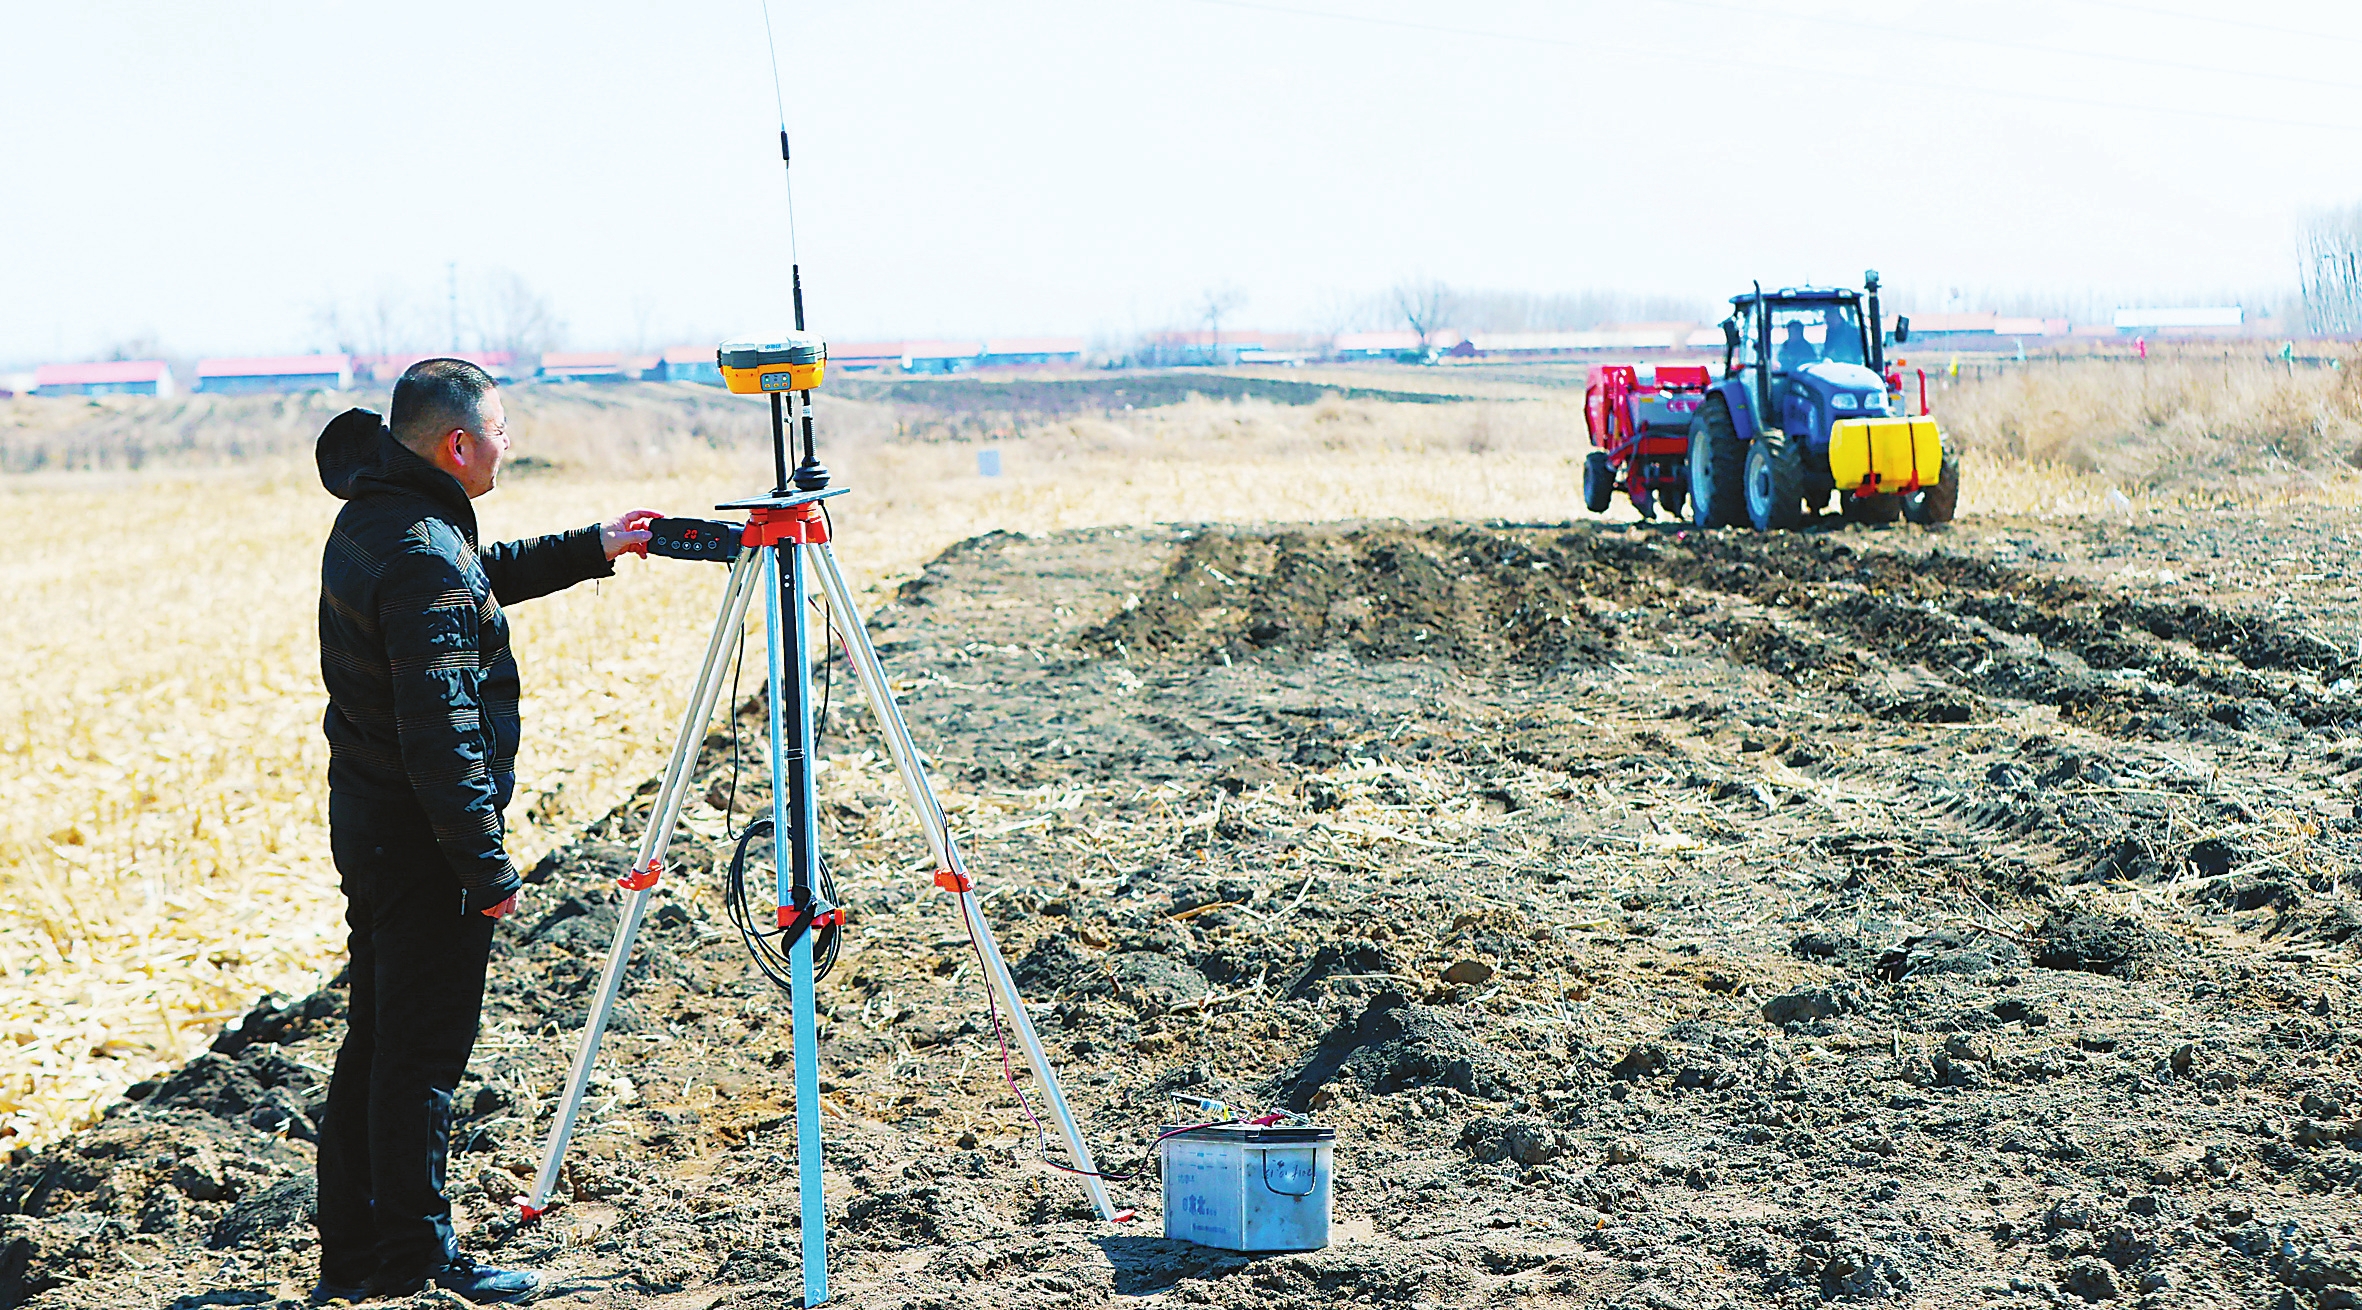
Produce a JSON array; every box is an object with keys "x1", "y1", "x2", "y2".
[{"x1": 390, "y1": 358, "x2": 498, "y2": 451}]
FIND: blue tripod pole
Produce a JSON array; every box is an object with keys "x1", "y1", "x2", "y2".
[{"x1": 762, "y1": 533, "x2": 829, "y2": 1307}]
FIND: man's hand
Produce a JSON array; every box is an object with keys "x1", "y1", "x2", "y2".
[
  {"x1": 482, "y1": 891, "x2": 521, "y2": 919},
  {"x1": 601, "y1": 508, "x2": 662, "y2": 560}
]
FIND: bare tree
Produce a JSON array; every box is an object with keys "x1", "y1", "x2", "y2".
[
  {"x1": 2301, "y1": 205, "x2": 2362, "y2": 336},
  {"x1": 1393, "y1": 279, "x2": 1457, "y2": 349},
  {"x1": 1308, "y1": 287, "x2": 1390, "y2": 339},
  {"x1": 474, "y1": 270, "x2": 564, "y2": 361},
  {"x1": 359, "y1": 288, "x2": 418, "y2": 361},
  {"x1": 310, "y1": 298, "x2": 360, "y2": 356},
  {"x1": 1447, "y1": 288, "x2": 1707, "y2": 333},
  {"x1": 1201, "y1": 285, "x2": 1246, "y2": 363},
  {"x1": 313, "y1": 285, "x2": 430, "y2": 359},
  {"x1": 630, "y1": 293, "x2": 660, "y2": 353}
]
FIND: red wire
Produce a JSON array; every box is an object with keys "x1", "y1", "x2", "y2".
[
  {"x1": 952, "y1": 886, "x2": 1243, "y2": 1182},
  {"x1": 954, "y1": 886, "x2": 1057, "y2": 1148}
]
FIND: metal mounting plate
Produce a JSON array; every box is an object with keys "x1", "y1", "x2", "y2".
[{"x1": 715, "y1": 486, "x2": 852, "y2": 511}]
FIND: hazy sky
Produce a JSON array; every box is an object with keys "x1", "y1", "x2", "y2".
[{"x1": 3, "y1": 0, "x2": 2357, "y2": 362}]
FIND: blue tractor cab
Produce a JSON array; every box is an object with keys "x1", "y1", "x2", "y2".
[{"x1": 1686, "y1": 270, "x2": 1958, "y2": 530}]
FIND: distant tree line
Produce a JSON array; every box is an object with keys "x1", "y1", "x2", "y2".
[{"x1": 309, "y1": 268, "x2": 569, "y2": 360}]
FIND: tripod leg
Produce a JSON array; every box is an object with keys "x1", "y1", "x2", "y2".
[
  {"x1": 523, "y1": 549, "x2": 764, "y2": 1217},
  {"x1": 804, "y1": 542, "x2": 1119, "y2": 1222},
  {"x1": 767, "y1": 545, "x2": 829, "y2": 1307}
]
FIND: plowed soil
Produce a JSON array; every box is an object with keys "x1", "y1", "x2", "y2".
[{"x1": 8, "y1": 509, "x2": 2362, "y2": 1310}]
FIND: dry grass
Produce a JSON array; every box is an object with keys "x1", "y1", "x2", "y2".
[
  {"x1": 5, "y1": 367, "x2": 2351, "y2": 1150},
  {"x1": 1938, "y1": 350, "x2": 2362, "y2": 495},
  {"x1": 0, "y1": 389, "x2": 1587, "y2": 1149}
]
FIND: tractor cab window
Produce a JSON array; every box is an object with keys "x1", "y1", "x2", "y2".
[{"x1": 1769, "y1": 303, "x2": 1865, "y2": 372}]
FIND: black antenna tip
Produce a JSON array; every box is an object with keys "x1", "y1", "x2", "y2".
[{"x1": 779, "y1": 129, "x2": 791, "y2": 163}]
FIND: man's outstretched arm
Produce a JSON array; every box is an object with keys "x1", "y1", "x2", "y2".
[{"x1": 477, "y1": 509, "x2": 656, "y2": 603}]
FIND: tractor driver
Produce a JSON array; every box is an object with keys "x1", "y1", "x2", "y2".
[{"x1": 1776, "y1": 318, "x2": 1821, "y2": 373}]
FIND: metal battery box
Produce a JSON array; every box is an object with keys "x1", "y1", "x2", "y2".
[{"x1": 1158, "y1": 1123, "x2": 1334, "y2": 1252}]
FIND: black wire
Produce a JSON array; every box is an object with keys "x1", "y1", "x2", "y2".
[
  {"x1": 815, "y1": 591, "x2": 833, "y2": 740},
  {"x1": 1043, "y1": 1120, "x2": 1254, "y2": 1183},
  {"x1": 814, "y1": 504, "x2": 835, "y2": 741},
  {"x1": 726, "y1": 818, "x2": 840, "y2": 995}
]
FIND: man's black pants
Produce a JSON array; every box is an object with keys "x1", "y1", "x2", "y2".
[{"x1": 315, "y1": 793, "x2": 497, "y2": 1287}]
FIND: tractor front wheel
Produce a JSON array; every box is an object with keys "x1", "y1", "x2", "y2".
[
  {"x1": 1904, "y1": 452, "x2": 1961, "y2": 525},
  {"x1": 1744, "y1": 430, "x2": 1809, "y2": 531},
  {"x1": 1687, "y1": 403, "x2": 1747, "y2": 529},
  {"x1": 1583, "y1": 452, "x2": 1615, "y2": 514}
]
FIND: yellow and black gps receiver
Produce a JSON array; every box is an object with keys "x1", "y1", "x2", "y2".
[{"x1": 718, "y1": 333, "x2": 827, "y2": 395}]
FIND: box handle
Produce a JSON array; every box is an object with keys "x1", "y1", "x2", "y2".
[{"x1": 1260, "y1": 1147, "x2": 1319, "y2": 1198}]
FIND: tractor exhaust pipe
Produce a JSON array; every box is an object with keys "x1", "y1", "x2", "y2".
[
  {"x1": 1753, "y1": 280, "x2": 1770, "y2": 432},
  {"x1": 1864, "y1": 268, "x2": 1884, "y2": 377}
]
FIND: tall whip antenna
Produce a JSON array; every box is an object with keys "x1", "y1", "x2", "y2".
[{"x1": 760, "y1": 0, "x2": 805, "y2": 329}]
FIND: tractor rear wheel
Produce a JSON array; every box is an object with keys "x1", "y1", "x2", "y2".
[
  {"x1": 1843, "y1": 491, "x2": 1904, "y2": 523},
  {"x1": 1744, "y1": 430, "x2": 1809, "y2": 531},
  {"x1": 1904, "y1": 452, "x2": 1961, "y2": 525},
  {"x1": 1582, "y1": 452, "x2": 1615, "y2": 514},
  {"x1": 1687, "y1": 402, "x2": 1747, "y2": 529}
]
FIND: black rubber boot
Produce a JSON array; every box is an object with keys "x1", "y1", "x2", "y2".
[{"x1": 366, "y1": 1254, "x2": 542, "y2": 1304}]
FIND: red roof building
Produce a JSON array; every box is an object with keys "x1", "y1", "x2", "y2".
[
  {"x1": 1330, "y1": 331, "x2": 1427, "y2": 357},
  {"x1": 979, "y1": 337, "x2": 1086, "y2": 366},
  {"x1": 651, "y1": 346, "x2": 723, "y2": 386},
  {"x1": 355, "y1": 352, "x2": 520, "y2": 383},
  {"x1": 537, "y1": 352, "x2": 627, "y2": 382},
  {"x1": 194, "y1": 355, "x2": 354, "y2": 394},
  {"x1": 34, "y1": 360, "x2": 177, "y2": 397}
]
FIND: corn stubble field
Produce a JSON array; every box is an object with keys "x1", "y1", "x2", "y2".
[
  {"x1": 0, "y1": 378, "x2": 1620, "y2": 1146},
  {"x1": 6, "y1": 354, "x2": 2362, "y2": 1309}
]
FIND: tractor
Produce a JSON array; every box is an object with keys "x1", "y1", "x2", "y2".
[{"x1": 1684, "y1": 270, "x2": 1958, "y2": 531}]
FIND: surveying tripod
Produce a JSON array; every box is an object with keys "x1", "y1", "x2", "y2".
[{"x1": 519, "y1": 352, "x2": 1115, "y2": 1308}]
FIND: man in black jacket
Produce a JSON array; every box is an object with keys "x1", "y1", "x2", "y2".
[{"x1": 313, "y1": 358, "x2": 656, "y2": 1302}]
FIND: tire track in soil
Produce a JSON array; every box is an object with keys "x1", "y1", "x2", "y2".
[
  {"x1": 1093, "y1": 521, "x2": 2362, "y2": 908},
  {"x1": 1555, "y1": 528, "x2": 2362, "y2": 905}
]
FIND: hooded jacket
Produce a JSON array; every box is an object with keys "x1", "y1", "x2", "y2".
[{"x1": 317, "y1": 408, "x2": 613, "y2": 913}]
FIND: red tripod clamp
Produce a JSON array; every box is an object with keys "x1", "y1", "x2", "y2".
[
  {"x1": 776, "y1": 905, "x2": 846, "y2": 930},
  {"x1": 617, "y1": 858, "x2": 662, "y2": 891},
  {"x1": 743, "y1": 502, "x2": 830, "y2": 548},
  {"x1": 934, "y1": 868, "x2": 973, "y2": 893}
]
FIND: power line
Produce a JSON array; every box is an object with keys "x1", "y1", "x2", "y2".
[
  {"x1": 2059, "y1": 0, "x2": 2362, "y2": 48},
  {"x1": 1181, "y1": 0, "x2": 2362, "y2": 133},
  {"x1": 1648, "y1": 0, "x2": 2362, "y2": 93}
]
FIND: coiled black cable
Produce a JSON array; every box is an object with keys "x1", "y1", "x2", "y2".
[{"x1": 726, "y1": 817, "x2": 840, "y2": 994}]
